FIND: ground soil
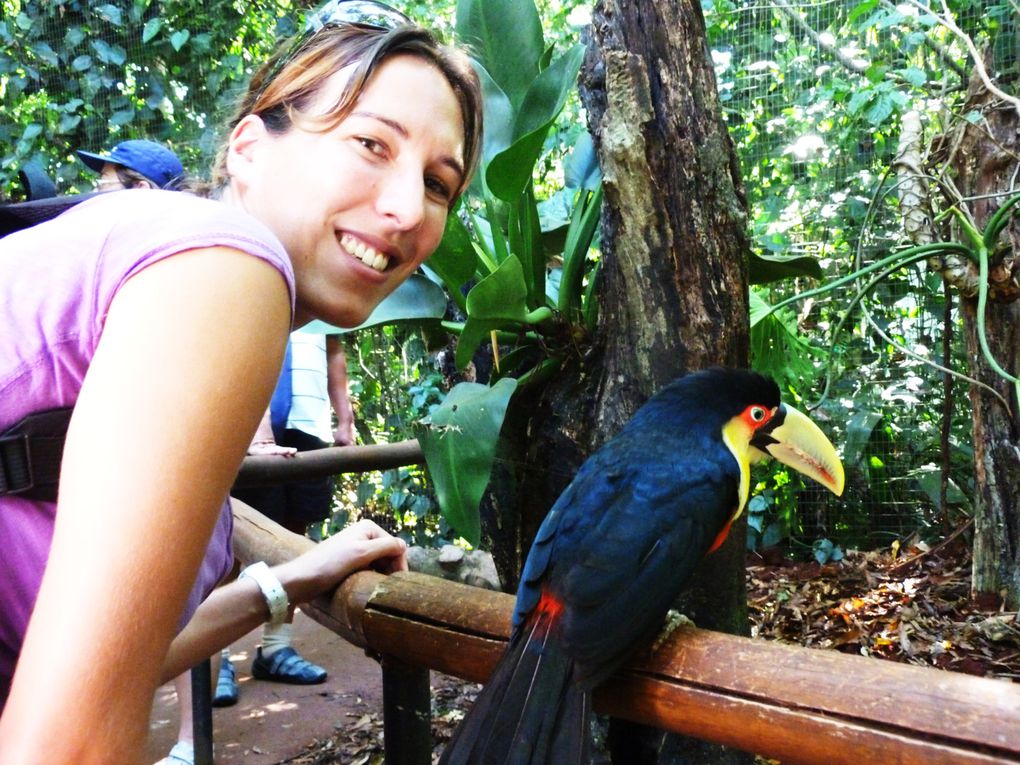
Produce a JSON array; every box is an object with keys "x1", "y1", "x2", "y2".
[
  {"x1": 147, "y1": 532, "x2": 1020, "y2": 764},
  {"x1": 145, "y1": 610, "x2": 395, "y2": 764}
]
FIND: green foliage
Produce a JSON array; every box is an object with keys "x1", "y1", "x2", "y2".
[
  {"x1": 812, "y1": 538, "x2": 844, "y2": 565},
  {"x1": 403, "y1": 0, "x2": 599, "y2": 541},
  {"x1": 749, "y1": 289, "x2": 821, "y2": 394},
  {"x1": 435, "y1": 0, "x2": 597, "y2": 368},
  {"x1": 311, "y1": 465, "x2": 454, "y2": 548},
  {"x1": 416, "y1": 378, "x2": 518, "y2": 546},
  {"x1": 303, "y1": 274, "x2": 449, "y2": 335},
  {"x1": 0, "y1": 0, "x2": 287, "y2": 195}
]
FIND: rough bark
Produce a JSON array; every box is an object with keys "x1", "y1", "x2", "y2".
[
  {"x1": 575, "y1": 1, "x2": 752, "y2": 762},
  {"x1": 945, "y1": 65, "x2": 1020, "y2": 609}
]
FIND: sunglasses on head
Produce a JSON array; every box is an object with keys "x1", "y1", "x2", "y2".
[
  {"x1": 262, "y1": 0, "x2": 412, "y2": 87},
  {"x1": 306, "y1": 0, "x2": 411, "y2": 34}
]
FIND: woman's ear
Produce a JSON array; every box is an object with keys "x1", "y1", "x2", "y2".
[{"x1": 225, "y1": 115, "x2": 269, "y2": 187}]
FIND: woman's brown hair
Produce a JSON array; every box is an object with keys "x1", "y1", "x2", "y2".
[{"x1": 210, "y1": 24, "x2": 482, "y2": 201}]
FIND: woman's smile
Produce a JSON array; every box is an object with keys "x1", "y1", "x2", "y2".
[{"x1": 339, "y1": 232, "x2": 390, "y2": 272}]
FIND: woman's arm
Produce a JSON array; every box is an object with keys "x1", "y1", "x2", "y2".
[
  {"x1": 161, "y1": 514, "x2": 407, "y2": 682},
  {"x1": 0, "y1": 247, "x2": 291, "y2": 765}
]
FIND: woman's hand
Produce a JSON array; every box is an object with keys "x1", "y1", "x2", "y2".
[{"x1": 276, "y1": 519, "x2": 407, "y2": 603}]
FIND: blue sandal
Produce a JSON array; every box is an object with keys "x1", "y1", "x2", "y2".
[
  {"x1": 212, "y1": 654, "x2": 238, "y2": 707},
  {"x1": 251, "y1": 646, "x2": 327, "y2": 685}
]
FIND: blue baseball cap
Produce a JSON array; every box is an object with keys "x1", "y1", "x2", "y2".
[{"x1": 77, "y1": 139, "x2": 184, "y2": 190}]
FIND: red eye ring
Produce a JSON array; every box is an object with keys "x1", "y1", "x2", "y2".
[{"x1": 743, "y1": 405, "x2": 772, "y2": 427}]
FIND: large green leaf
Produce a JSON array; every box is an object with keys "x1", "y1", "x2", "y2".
[
  {"x1": 428, "y1": 204, "x2": 480, "y2": 292},
  {"x1": 456, "y1": 255, "x2": 530, "y2": 368},
  {"x1": 843, "y1": 409, "x2": 883, "y2": 468},
  {"x1": 474, "y1": 61, "x2": 514, "y2": 168},
  {"x1": 417, "y1": 377, "x2": 518, "y2": 546},
  {"x1": 486, "y1": 44, "x2": 585, "y2": 202},
  {"x1": 564, "y1": 131, "x2": 601, "y2": 191},
  {"x1": 300, "y1": 274, "x2": 447, "y2": 334},
  {"x1": 455, "y1": 0, "x2": 543, "y2": 109}
]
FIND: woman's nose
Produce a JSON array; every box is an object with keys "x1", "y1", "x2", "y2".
[{"x1": 376, "y1": 168, "x2": 425, "y2": 231}]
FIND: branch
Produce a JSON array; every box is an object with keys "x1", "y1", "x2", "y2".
[
  {"x1": 877, "y1": 0, "x2": 968, "y2": 82},
  {"x1": 234, "y1": 440, "x2": 424, "y2": 488},
  {"x1": 902, "y1": 0, "x2": 1020, "y2": 117},
  {"x1": 772, "y1": 2, "x2": 868, "y2": 76}
]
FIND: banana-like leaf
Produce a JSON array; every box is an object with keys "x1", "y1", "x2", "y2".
[
  {"x1": 456, "y1": 255, "x2": 530, "y2": 369},
  {"x1": 749, "y1": 250, "x2": 824, "y2": 284},
  {"x1": 417, "y1": 377, "x2": 518, "y2": 546},
  {"x1": 564, "y1": 131, "x2": 601, "y2": 191},
  {"x1": 456, "y1": 0, "x2": 543, "y2": 110},
  {"x1": 473, "y1": 61, "x2": 514, "y2": 170},
  {"x1": 300, "y1": 274, "x2": 447, "y2": 335},
  {"x1": 429, "y1": 206, "x2": 480, "y2": 293},
  {"x1": 486, "y1": 44, "x2": 585, "y2": 202}
]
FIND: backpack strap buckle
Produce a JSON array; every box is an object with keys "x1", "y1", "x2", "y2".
[
  {"x1": 0, "y1": 433, "x2": 34, "y2": 495},
  {"x1": 0, "y1": 408, "x2": 72, "y2": 503}
]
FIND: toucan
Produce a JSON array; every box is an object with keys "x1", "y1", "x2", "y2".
[{"x1": 439, "y1": 367, "x2": 845, "y2": 765}]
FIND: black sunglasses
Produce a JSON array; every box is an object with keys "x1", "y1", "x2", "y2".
[{"x1": 263, "y1": 0, "x2": 412, "y2": 87}]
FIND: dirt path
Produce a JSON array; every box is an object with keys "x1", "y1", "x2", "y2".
[{"x1": 146, "y1": 609, "x2": 386, "y2": 764}]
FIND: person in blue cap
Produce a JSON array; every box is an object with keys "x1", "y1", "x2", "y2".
[{"x1": 77, "y1": 139, "x2": 185, "y2": 191}]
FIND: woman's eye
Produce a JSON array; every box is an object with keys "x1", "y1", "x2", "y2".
[
  {"x1": 357, "y1": 136, "x2": 386, "y2": 156},
  {"x1": 425, "y1": 176, "x2": 452, "y2": 202}
]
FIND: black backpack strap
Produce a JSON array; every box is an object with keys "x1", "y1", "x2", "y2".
[
  {"x1": 18, "y1": 159, "x2": 57, "y2": 201},
  {"x1": 1, "y1": 192, "x2": 99, "y2": 502},
  {"x1": 0, "y1": 408, "x2": 73, "y2": 503},
  {"x1": 0, "y1": 193, "x2": 97, "y2": 238}
]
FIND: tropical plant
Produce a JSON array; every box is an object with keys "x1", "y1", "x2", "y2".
[{"x1": 412, "y1": 0, "x2": 603, "y2": 546}]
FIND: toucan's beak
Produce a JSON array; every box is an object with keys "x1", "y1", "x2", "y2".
[{"x1": 751, "y1": 404, "x2": 845, "y2": 496}]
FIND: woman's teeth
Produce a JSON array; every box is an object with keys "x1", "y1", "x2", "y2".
[{"x1": 340, "y1": 233, "x2": 389, "y2": 272}]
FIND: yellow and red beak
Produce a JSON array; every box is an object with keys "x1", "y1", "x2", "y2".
[{"x1": 751, "y1": 404, "x2": 845, "y2": 496}]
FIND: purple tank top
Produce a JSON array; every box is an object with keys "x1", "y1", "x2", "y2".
[{"x1": 0, "y1": 189, "x2": 295, "y2": 704}]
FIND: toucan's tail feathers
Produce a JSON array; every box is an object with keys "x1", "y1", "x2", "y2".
[{"x1": 439, "y1": 616, "x2": 588, "y2": 765}]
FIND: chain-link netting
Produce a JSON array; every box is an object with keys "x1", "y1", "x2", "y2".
[
  {"x1": 3, "y1": 0, "x2": 1015, "y2": 551},
  {"x1": 707, "y1": 0, "x2": 1016, "y2": 551}
]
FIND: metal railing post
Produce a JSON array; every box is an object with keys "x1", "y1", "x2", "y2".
[
  {"x1": 191, "y1": 659, "x2": 214, "y2": 765},
  {"x1": 382, "y1": 656, "x2": 431, "y2": 765}
]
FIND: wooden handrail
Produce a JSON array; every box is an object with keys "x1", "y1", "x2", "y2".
[
  {"x1": 234, "y1": 440, "x2": 424, "y2": 488},
  {"x1": 232, "y1": 502, "x2": 1020, "y2": 765}
]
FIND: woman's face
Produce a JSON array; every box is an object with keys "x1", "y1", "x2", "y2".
[{"x1": 229, "y1": 53, "x2": 466, "y2": 328}]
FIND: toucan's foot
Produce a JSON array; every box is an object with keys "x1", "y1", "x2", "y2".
[{"x1": 652, "y1": 609, "x2": 696, "y2": 652}]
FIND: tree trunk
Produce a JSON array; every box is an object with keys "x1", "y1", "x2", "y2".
[
  {"x1": 945, "y1": 65, "x2": 1020, "y2": 609},
  {"x1": 574, "y1": 1, "x2": 752, "y2": 762}
]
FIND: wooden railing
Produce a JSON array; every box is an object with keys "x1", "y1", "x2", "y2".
[
  {"x1": 232, "y1": 501, "x2": 1020, "y2": 765},
  {"x1": 234, "y1": 440, "x2": 424, "y2": 488}
]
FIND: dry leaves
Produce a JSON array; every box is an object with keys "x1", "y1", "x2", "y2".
[
  {"x1": 748, "y1": 533, "x2": 1020, "y2": 681},
  {"x1": 271, "y1": 675, "x2": 480, "y2": 764}
]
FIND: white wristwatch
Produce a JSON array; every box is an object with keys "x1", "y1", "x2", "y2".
[{"x1": 240, "y1": 561, "x2": 289, "y2": 626}]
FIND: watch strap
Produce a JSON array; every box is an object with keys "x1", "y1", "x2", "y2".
[{"x1": 240, "y1": 561, "x2": 289, "y2": 625}]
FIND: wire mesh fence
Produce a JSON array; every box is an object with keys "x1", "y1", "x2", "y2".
[
  {"x1": 3, "y1": 0, "x2": 1015, "y2": 551},
  {"x1": 707, "y1": 0, "x2": 1016, "y2": 549}
]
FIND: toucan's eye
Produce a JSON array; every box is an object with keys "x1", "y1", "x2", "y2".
[{"x1": 743, "y1": 405, "x2": 772, "y2": 426}]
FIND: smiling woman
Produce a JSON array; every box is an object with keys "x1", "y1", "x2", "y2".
[
  {"x1": 226, "y1": 52, "x2": 470, "y2": 328},
  {"x1": 0, "y1": 3, "x2": 482, "y2": 763}
]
